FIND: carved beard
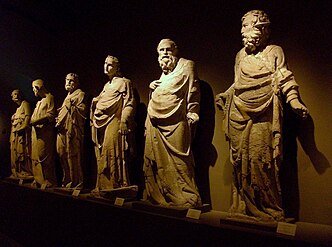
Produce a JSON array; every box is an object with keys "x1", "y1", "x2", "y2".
[
  {"x1": 158, "y1": 55, "x2": 178, "y2": 74},
  {"x1": 65, "y1": 84, "x2": 76, "y2": 93},
  {"x1": 242, "y1": 29, "x2": 263, "y2": 53}
]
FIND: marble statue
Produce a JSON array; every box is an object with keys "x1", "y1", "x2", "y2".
[
  {"x1": 216, "y1": 10, "x2": 309, "y2": 222},
  {"x1": 30, "y1": 79, "x2": 57, "y2": 188},
  {"x1": 10, "y1": 89, "x2": 32, "y2": 178},
  {"x1": 143, "y1": 39, "x2": 202, "y2": 208},
  {"x1": 56, "y1": 73, "x2": 87, "y2": 189},
  {"x1": 90, "y1": 55, "x2": 136, "y2": 192}
]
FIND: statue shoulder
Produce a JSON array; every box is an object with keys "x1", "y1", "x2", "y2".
[
  {"x1": 22, "y1": 100, "x2": 30, "y2": 108},
  {"x1": 114, "y1": 76, "x2": 131, "y2": 83},
  {"x1": 46, "y1": 93, "x2": 54, "y2": 101},
  {"x1": 121, "y1": 77, "x2": 133, "y2": 87},
  {"x1": 76, "y1": 88, "x2": 86, "y2": 97},
  {"x1": 181, "y1": 57, "x2": 194, "y2": 65},
  {"x1": 179, "y1": 58, "x2": 195, "y2": 71},
  {"x1": 265, "y1": 44, "x2": 284, "y2": 56},
  {"x1": 235, "y1": 48, "x2": 246, "y2": 64},
  {"x1": 122, "y1": 77, "x2": 131, "y2": 83}
]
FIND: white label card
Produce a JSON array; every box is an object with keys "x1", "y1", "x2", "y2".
[
  {"x1": 276, "y1": 222, "x2": 297, "y2": 236},
  {"x1": 114, "y1": 197, "x2": 125, "y2": 206},
  {"x1": 186, "y1": 208, "x2": 201, "y2": 220},
  {"x1": 72, "y1": 190, "x2": 81, "y2": 197},
  {"x1": 40, "y1": 184, "x2": 47, "y2": 190},
  {"x1": 19, "y1": 179, "x2": 23, "y2": 185}
]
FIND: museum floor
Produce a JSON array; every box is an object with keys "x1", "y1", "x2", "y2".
[{"x1": 0, "y1": 180, "x2": 331, "y2": 247}]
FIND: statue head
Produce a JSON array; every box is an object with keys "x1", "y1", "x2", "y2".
[
  {"x1": 157, "y1": 38, "x2": 179, "y2": 74},
  {"x1": 11, "y1": 89, "x2": 23, "y2": 104},
  {"x1": 65, "y1": 73, "x2": 79, "y2": 93},
  {"x1": 32, "y1": 79, "x2": 46, "y2": 97},
  {"x1": 241, "y1": 10, "x2": 270, "y2": 53},
  {"x1": 104, "y1": 55, "x2": 121, "y2": 78}
]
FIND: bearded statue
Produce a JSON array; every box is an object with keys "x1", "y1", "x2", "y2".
[
  {"x1": 241, "y1": 10, "x2": 271, "y2": 54},
  {"x1": 216, "y1": 10, "x2": 308, "y2": 222},
  {"x1": 157, "y1": 40, "x2": 179, "y2": 74},
  {"x1": 143, "y1": 39, "x2": 202, "y2": 208}
]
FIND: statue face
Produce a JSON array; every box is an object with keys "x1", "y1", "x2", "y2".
[
  {"x1": 32, "y1": 85, "x2": 41, "y2": 97},
  {"x1": 11, "y1": 90, "x2": 20, "y2": 103},
  {"x1": 241, "y1": 14, "x2": 264, "y2": 53},
  {"x1": 65, "y1": 74, "x2": 78, "y2": 93},
  {"x1": 158, "y1": 41, "x2": 175, "y2": 58},
  {"x1": 104, "y1": 57, "x2": 118, "y2": 77},
  {"x1": 32, "y1": 79, "x2": 45, "y2": 97},
  {"x1": 158, "y1": 40, "x2": 178, "y2": 74}
]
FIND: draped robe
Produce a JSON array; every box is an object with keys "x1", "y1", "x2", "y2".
[
  {"x1": 31, "y1": 93, "x2": 57, "y2": 186},
  {"x1": 91, "y1": 77, "x2": 135, "y2": 190},
  {"x1": 223, "y1": 45, "x2": 298, "y2": 221},
  {"x1": 10, "y1": 100, "x2": 32, "y2": 176},
  {"x1": 56, "y1": 88, "x2": 87, "y2": 188},
  {"x1": 144, "y1": 58, "x2": 202, "y2": 208}
]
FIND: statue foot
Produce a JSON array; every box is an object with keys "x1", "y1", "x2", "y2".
[
  {"x1": 91, "y1": 188, "x2": 101, "y2": 197},
  {"x1": 74, "y1": 182, "x2": 83, "y2": 190},
  {"x1": 65, "y1": 182, "x2": 72, "y2": 189},
  {"x1": 31, "y1": 180, "x2": 38, "y2": 188},
  {"x1": 17, "y1": 171, "x2": 30, "y2": 178}
]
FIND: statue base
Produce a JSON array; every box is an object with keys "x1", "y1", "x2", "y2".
[
  {"x1": 132, "y1": 200, "x2": 211, "y2": 218},
  {"x1": 4, "y1": 176, "x2": 34, "y2": 185},
  {"x1": 53, "y1": 187, "x2": 91, "y2": 195},
  {"x1": 220, "y1": 213, "x2": 295, "y2": 231},
  {"x1": 88, "y1": 185, "x2": 138, "y2": 202}
]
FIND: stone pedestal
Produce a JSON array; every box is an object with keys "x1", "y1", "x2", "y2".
[
  {"x1": 220, "y1": 213, "x2": 295, "y2": 231},
  {"x1": 132, "y1": 200, "x2": 211, "y2": 218},
  {"x1": 88, "y1": 185, "x2": 138, "y2": 203},
  {"x1": 4, "y1": 176, "x2": 34, "y2": 185}
]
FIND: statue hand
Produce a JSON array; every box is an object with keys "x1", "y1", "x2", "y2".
[
  {"x1": 187, "y1": 112, "x2": 199, "y2": 125},
  {"x1": 290, "y1": 98, "x2": 309, "y2": 119},
  {"x1": 215, "y1": 92, "x2": 228, "y2": 111},
  {"x1": 94, "y1": 108, "x2": 103, "y2": 116},
  {"x1": 149, "y1": 80, "x2": 161, "y2": 90},
  {"x1": 119, "y1": 121, "x2": 129, "y2": 135}
]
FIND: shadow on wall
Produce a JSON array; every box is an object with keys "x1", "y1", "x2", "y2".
[
  {"x1": 298, "y1": 115, "x2": 330, "y2": 174},
  {"x1": 82, "y1": 94, "x2": 97, "y2": 190},
  {"x1": 280, "y1": 103, "x2": 330, "y2": 221},
  {"x1": 192, "y1": 80, "x2": 217, "y2": 205},
  {"x1": 130, "y1": 89, "x2": 147, "y2": 199},
  {"x1": 0, "y1": 111, "x2": 11, "y2": 178}
]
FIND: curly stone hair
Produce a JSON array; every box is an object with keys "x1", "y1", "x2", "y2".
[
  {"x1": 241, "y1": 10, "x2": 270, "y2": 27},
  {"x1": 66, "y1": 73, "x2": 79, "y2": 83}
]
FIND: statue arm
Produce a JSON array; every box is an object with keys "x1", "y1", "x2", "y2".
[
  {"x1": 31, "y1": 94, "x2": 56, "y2": 126},
  {"x1": 215, "y1": 86, "x2": 234, "y2": 112},
  {"x1": 70, "y1": 92, "x2": 88, "y2": 135},
  {"x1": 15, "y1": 101, "x2": 31, "y2": 132},
  {"x1": 120, "y1": 79, "x2": 135, "y2": 134},
  {"x1": 71, "y1": 92, "x2": 87, "y2": 119},
  {"x1": 274, "y1": 46, "x2": 309, "y2": 118},
  {"x1": 186, "y1": 61, "x2": 200, "y2": 124},
  {"x1": 45, "y1": 94, "x2": 56, "y2": 122},
  {"x1": 90, "y1": 85, "x2": 104, "y2": 113}
]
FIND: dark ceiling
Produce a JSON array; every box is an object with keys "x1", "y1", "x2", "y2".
[{"x1": 0, "y1": 0, "x2": 330, "y2": 107}]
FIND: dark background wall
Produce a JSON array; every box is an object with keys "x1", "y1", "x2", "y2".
[{"x1": 0, "y1": 1, "x2": 331, "y2": 225}]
